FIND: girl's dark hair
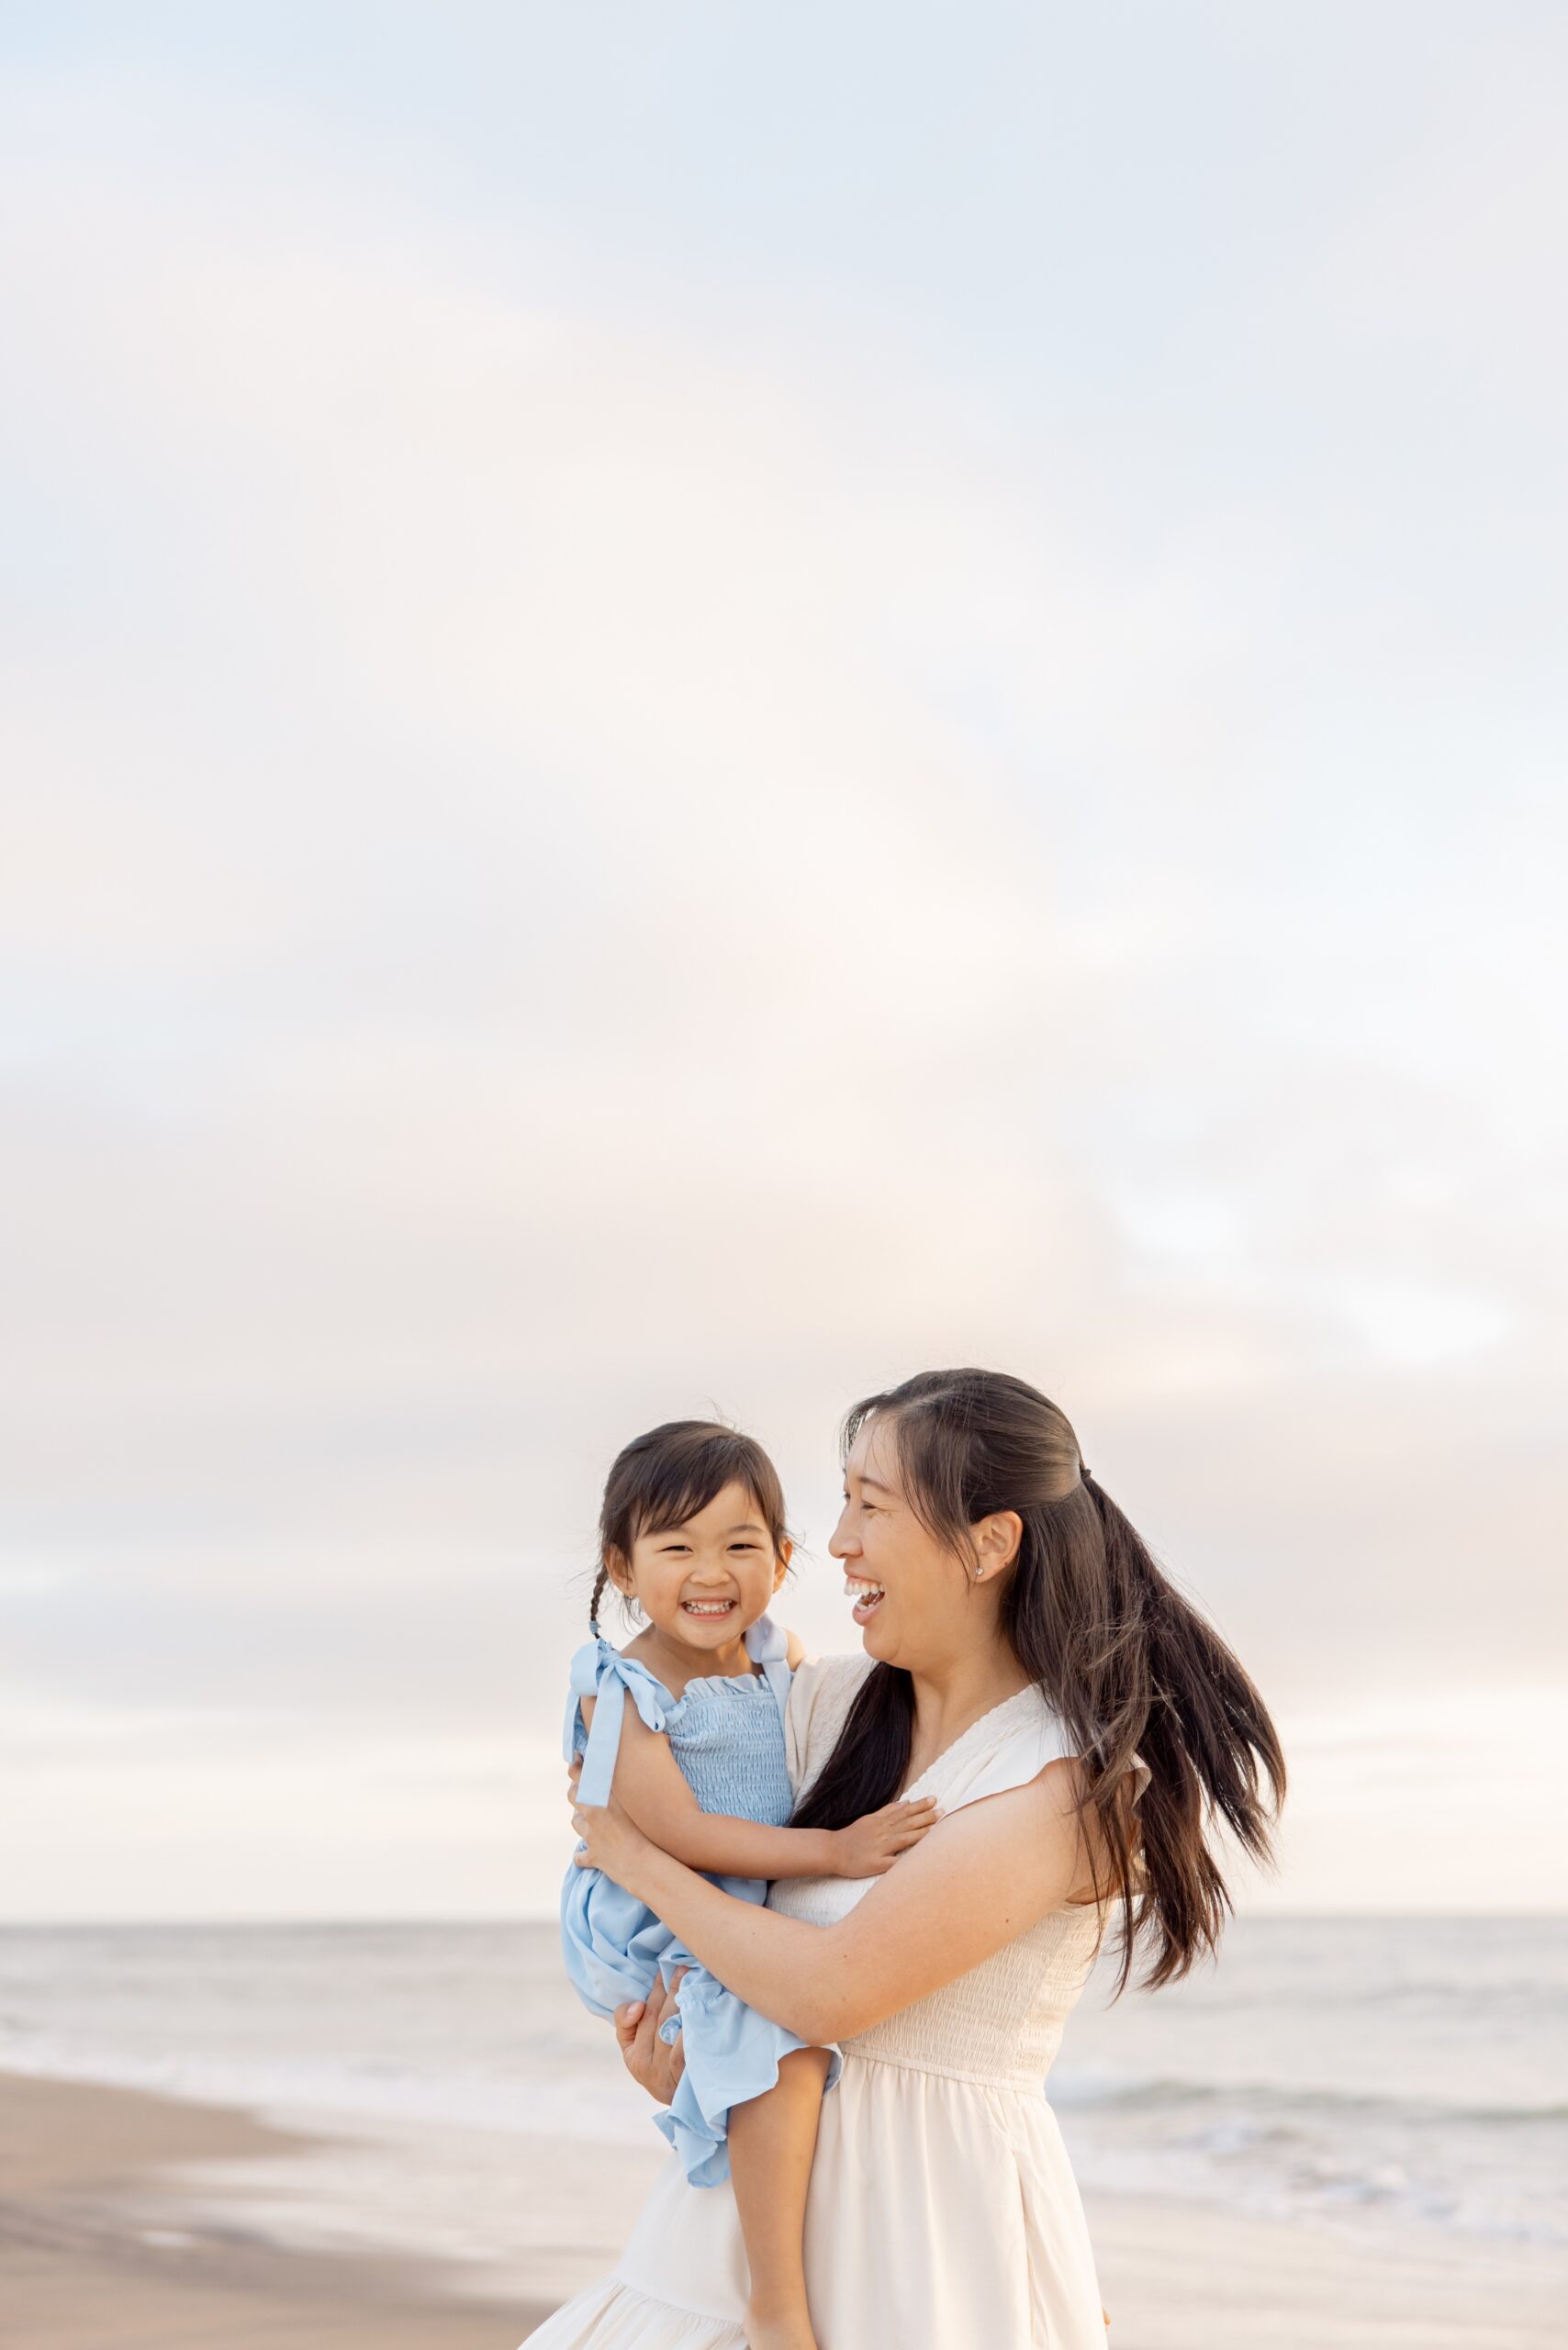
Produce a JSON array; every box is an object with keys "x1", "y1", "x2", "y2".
[
  {"x1": 591, "y1": 1420, "x2": 790, "y2": 1627},
  {"x1": 791, "y1": 1369, "x2": 1285, "y2": 1989}
]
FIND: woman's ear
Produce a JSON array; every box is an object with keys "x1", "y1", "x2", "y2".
[
  {"x1": 772, "y1": 1538, "x2": 794, "y2": 1593},
  {"x1": 972, "y1": 1509, "x2": 1023, "y2": 1578}
]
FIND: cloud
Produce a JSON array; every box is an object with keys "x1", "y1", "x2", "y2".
[{"x1": 1, "y1": 48, "x2": 1563, "y2": 1916}]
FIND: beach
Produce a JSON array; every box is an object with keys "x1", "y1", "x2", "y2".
[
  {"x1": 6, "y1": 2067, "x2": 1563, "y2": 2350},
  {"x1": 0, "y1": 2072, "x2": 532, "y2": 2347},
  {"x1": 4, "y1": 1918, "x2": 1563, "y2": 2348}
]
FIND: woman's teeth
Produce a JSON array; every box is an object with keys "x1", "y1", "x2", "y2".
[{"x1": 844, "y1": 1577, "x2": 885, "y2": 1620}]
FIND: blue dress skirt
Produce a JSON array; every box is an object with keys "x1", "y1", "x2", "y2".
[{"x1": 561, "y1": 1613, "x2": 837, "y2": 2186}]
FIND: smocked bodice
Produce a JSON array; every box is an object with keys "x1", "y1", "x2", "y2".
[
  {"x1": 566, "y1": 1617, "x2": 795, "y2": 1826},
  {"x1": 771, "y1": 1866, "x2": 1103, "y2": 2087},
  {"x1": 769, "y1": 1657, "x2": 1108, "y2": 2089},
  {"x1": 655, "y1": 1673, "x2": 795, "y2": 1823}
]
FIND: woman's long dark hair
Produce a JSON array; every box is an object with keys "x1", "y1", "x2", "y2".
[{"x1": 791, "y1": 1369, "x2": 1285, "y2": 1989}]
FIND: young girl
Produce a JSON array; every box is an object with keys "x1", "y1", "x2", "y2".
[{"x1": 562, "y1": 1419, "x2": 936, "y2": 2350}]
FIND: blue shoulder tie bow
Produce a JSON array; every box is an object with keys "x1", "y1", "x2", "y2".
[{"x1": 564, "y1": 1633, "x2": 674, "y2": 1808}]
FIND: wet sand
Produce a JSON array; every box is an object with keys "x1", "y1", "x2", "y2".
[
  {"x1": 0, "y1": 2072, "x2": 543, "y2": 2347},
  {"x1": 3, "y1": 2069, "x2": 1562, "y2": 2348},
  {"x1": 1082, "y1": 2181, "x2": 1565, "y2": 2349}
]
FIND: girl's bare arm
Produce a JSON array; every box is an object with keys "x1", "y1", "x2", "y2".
[{"x1": 587, "y1": 1700, "x2": 936, "y2": 1882}]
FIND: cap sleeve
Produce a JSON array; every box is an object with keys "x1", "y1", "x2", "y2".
[{"x1": 933, "y1": 1695, "x2": 1153, "y2": 1815}]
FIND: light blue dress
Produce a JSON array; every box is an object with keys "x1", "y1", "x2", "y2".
[{"x1": 561, "y1": 1612, "x2": 838, "y2": 2187}]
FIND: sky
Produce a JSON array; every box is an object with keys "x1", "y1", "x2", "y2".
[{"x1": 2, "y1": 3, "x2": 1563, "y2": 1920}]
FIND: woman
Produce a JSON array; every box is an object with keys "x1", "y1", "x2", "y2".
[{"x1": 533, "y1": 1368, "x2": 1283, "y2": 2350}]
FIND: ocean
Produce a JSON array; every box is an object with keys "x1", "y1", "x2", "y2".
[{"x1": 2, "y1": 1916, "x2": 1562, "y2": 2285}]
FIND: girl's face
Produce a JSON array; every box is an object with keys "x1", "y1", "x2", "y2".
[
  {"x1": 610, "y1": 1479, "x2": 790, "y2": 1655},
  {"x1": 830, "y1": 1414, "x2": 1006, "y2": 1669}
]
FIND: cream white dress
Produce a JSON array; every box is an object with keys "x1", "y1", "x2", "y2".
[{"x1": 526, "y1": 1653, "x2": 1117, "y2": 2350}]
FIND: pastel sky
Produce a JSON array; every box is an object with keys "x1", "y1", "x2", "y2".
[{"x1": 3, "y1": 5, "x2": 1563, "y2": 1919}]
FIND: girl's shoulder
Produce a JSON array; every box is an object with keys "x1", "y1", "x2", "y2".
[
  {"x1": 784, "y1": 1650, "x2": 876, "y2": 1795},
  {"x1": 566, "y1": 1632, "x2": 677, "y2": 1725}
]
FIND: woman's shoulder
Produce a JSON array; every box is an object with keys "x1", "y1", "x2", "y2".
[
  {"x1": 783, "y1": 1650, "x2": 875, "y2": 1793},
  {"x1": 919, "y1": 1685, "x2": 1080, "y2": 1811},
  {"x1": 924, "y1": 1685, "x2": 1151, "y2": 1817}
]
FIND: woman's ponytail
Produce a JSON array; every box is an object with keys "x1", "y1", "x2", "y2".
[{"x1": 1081, "y1": 1476, "x2": 1284, "y2": 1987}]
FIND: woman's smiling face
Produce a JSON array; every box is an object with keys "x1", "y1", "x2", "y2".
[{"x1": 831, "y1": 1414, "x2": 980, "y2": 1667}]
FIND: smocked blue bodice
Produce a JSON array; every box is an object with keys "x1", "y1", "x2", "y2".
[{"x1": 564, "y1": 1617, "x2": 794, "y2": 1825}]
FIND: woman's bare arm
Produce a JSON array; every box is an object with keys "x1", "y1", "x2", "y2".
[
  {"x1": 588, "y1": 1701, "x2": 936, "y2": 1882},
  {"x1": 571, "y1": 1759, "x2": 1092, "y2": 2046}
]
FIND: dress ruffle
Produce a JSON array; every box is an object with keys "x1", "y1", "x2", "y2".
[
  {"x1": 656, "y1": 1964, "x2": 840, "y2": 2186},
  {"x1": 522, "y1": 2275, "x2": 744, "y2": 2350}
]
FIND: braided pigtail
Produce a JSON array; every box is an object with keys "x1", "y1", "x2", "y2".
[{"x1": 588, "y1": 1563, "x2": 610, "y2": 1633}]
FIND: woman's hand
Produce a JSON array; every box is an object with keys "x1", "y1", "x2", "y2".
[
  {"x1": 569, "y1": 1760, "x2": 657, "y2": 1897},
  {"x1": 612, "y1": 1969, "x2": 689, "y2": 2104},
  {"x1": 829, "y1": 1796, "x2": 940, "y2": 1877}
]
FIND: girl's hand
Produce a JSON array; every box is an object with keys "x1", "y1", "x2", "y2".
[
  {"x1": 830, "y1": 1796, "x2": 940, "y2": 1877},
  {"x1": 571, "y1": 1770, "x2": 656, "y2": 1896}
]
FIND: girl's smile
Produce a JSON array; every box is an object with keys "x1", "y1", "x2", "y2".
[{"x1": 608, "y1": 1479, "x2": 792, "y2": 1680}]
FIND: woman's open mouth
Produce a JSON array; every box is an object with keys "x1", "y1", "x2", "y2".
[
  {"x1": 680, "y1": 1597, "x2": 739, "y2": 1620},
  {"x1": 844, "y1": 1576, "x2": 885, "y2": 1625}
]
